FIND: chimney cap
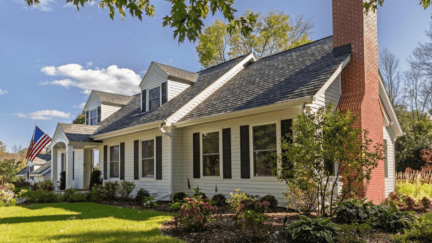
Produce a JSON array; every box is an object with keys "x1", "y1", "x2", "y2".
[{"x1": 333, "y1": 44, "x2": 352, "y2": 57}]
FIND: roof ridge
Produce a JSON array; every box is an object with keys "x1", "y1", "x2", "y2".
[
  {"x1": 197, "y1": 53, "x2": 250, "y2": 73},
  {"x1": 93, "y1": 90, "x2": 133, "y2": 97},
  {"x1": 153, "y1": 62, "x2": 197, "y2": 74}
]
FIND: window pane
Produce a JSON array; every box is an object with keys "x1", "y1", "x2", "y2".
[
  {"x1": 142, "y1": 140, "x2": 154, "y2": 158},
  {"x1": 253, "y1": 124, "x2": 277, "y2": 150},
  {"x1": 150, "y1": 99, "x2": 160, "y2": 110},
  {"x1": 149, "y1": 87, "x2": 160, "y2": 100},
  {"x1": 91, "y1": 109, "x2": 97, "y2": 119},
  {"x1": 203, "y1": 155, "x2": 220, "y2": 176},
  {"x1": 202, "y1": 132, "x2": 219, "y2": 154},
  {"x1": 110, "y1": 162, "x2": 119, "y2": 178},
  {"x1": 142, "y1": 159, "x2": 154, "y2": 177},
  {"x1": 91, "y1": 118, "x2": 98, "y2": 125},
  {"x1": 110, "y1": 146, "x2": 119, "y2": 162},
  {"x1": 254, "y1": 151, "x2": 277, "y2": 176}
]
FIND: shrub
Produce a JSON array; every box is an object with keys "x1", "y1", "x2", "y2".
[
  {"x1": 260, "y1": 195, "x2": 278, "y2": 210},
  {"x1": 389, "y1": 191, "x2": 398, "y2": 201},
  {"x1": 89, "y1": 170, "x2": 103, "y2": 190},
  {"x1": 334, "y1": 198, "x2": 375, "y2": 224},
  {"x1": 393, "y1": 211, "x2": 432, "y2": 243},
  {"x1": 421, "y1": 197, "x2": 432, "y2": 209},
  {"x1": 68, "y1": 191, "x2": 87, "y2": 202},
  {"x1": 0, "y1": 182, "x2": 15, "y2": 206},
  {"x1": 89, "y1": 187, "x2": 100, "y2": 202},
  {"x1": 404, "y1": 196, "x2": 416, "y2": 210},
  {"x1": 101, "y1": 181, "x2": 119, "y2": 200},
  {"x1": 8, "y1": 198, "x2": 17, "y2": 206},
  {"x1": 370, "y1": 202, "x2": 416, "y2": 233},
  {"x1": 117, "y1": 181, "x2": 135, "y2": 200},
  {"x1": 63, "y1": 188, "x2": 76, "y2": 201},
  {"x1": 172, "y1": 192, "x2": 188, "y2": 203},
  {"x1": 228, "y1": 189, "x2": 250, "y2": 213},
  {"x1": 175, "y1": 196, "x2": 217, "y2": 232},
  {"x1": 210, "y1": 194, "x2": 227, "y2": 206},
  {"x1": 335, "y1": 223, "x2": 371, "y2": 243},
  {"x1": 135, "y1": 189, "x2": 150, "y2": 204},
  {"x1": 170, "y1": 202, "x2": 182, "y2": 211},
  {"x1": 286, "y1": 215, "x2": 339, "y2": 243},
  {"x1": 60, "y1": 171, "x2": 66, "y2": 190},
  {"x1": 35, "y1": 188, "x2": 49, "y2": 203},
  {"x1": 192, "y1": 187, "x2": 207, "y2": 199},
  {"x1": 13, "y1": 177, "x2": 30, "y2": 188},
  {"x1": 39, "y1": 180, "x2": 54, "y2": 191},
  {"x1": 143, "y1": 196, "x2": 157, "y2": 208},
  {"x1": 232, "y1": 197, "x2": 270, "y2": 238}
]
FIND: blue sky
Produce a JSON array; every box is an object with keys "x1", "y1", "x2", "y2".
[{"x1": 0, "y1": 0, "x2": 431, "y2": 151}]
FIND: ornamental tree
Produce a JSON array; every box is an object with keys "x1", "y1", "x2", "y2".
[{"x1": 279, "y1": 104, "x2": 384, "y2": 215}]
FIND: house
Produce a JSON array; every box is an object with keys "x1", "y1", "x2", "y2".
[
  {"x1": 15, "y1": 153, "x2": 51, "y2": 184},
  {"x1": 50, "y1": 0, "x2": 403, "y2": 204}
]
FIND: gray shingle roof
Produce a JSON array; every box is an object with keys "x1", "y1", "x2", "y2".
[
  {"x1": 30, "y1": 161, "x2": 51, "y2": 175},
  {"x1": 16, "y1": 167, "x2": 28, "y2": 176},
  {"x1": 154, "y1": 62, "x2": 199, "y2": 83},
  {"x1": 180, "y1": 36, "x2": 350, "y2": 122},
  {"x1": 92, "y1": 55, "x2": 249, "y2": 136},
  {"x1": 94, "y1": 90, "x2": 133, "y2": 106},
  {"x1": 32, "y1": 153, "x2": 51, "y2": 165},
  {"x1": 59, "y1": 123, "x2": 100, "y2": 142}
]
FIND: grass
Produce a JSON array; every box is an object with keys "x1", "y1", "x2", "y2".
[{"x1": 0, "y1": 202, "x2": 182, "y2": 243}]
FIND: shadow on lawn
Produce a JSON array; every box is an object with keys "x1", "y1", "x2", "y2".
[{"x1": 0, "y1": 202, "x2": 171, "y2": 225}]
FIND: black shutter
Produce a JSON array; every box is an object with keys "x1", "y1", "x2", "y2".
[
  {"x1": 240, "y1": 125, "x2": 250, "y2": 179},
  {"x1": 97, "y1": 106, "x2": 101, "y2": 123},
  {"x1": 134, "y1": 140, "x2": 139, "y2": 180},
  {"x1": 193, "y1": 132, "x2": 200, "y2": 178},
  {"x1": 27, "y1": 166, "x2": 29, "y2": 180},
  {"x1": 281, "y1": 119, "x2": 294, "y2": 176},
  {"x1": 61, "y1": 154, "x2": 64, "y2": 172},
  {"x1": 103, "y1": 145, "x2": 108, "y2": 180},
  {"x1": 223, "y1": 128, "x2": 232, "y2": 179},
  {"x1": 161, "y1": 82, "x2": 167, "y2": 105},
  {"x1": 120, "y1": 142, "x2": 125, "y2": 180},
  {"x1": 73, "y1": 151, "x2": 75, "y2": 180},
  {"x1": 86, "y1": 111, "x2": 89, "y2": 125},
  {"x1": 141, "y1": 89, "x2": 147, "y2": 112},
  {"x1": 156, "y1": 136, "x2": 163, "y2": 180}
]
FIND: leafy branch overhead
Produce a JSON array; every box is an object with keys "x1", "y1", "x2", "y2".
[
  {"x1": 25, "y1": 0, "x2": 257, "y2": 43},
  {"x1": 362, "y1": 0, "x2": 432, "y2": 13}
]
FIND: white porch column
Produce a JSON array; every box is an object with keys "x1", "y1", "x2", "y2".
[
  {"x1": 66, "y1": 145, "x2": 74, "y2": 189},
  {"x1": 74, "y1": 149, "x2": 84, "y2": 189},
  {"x1": 52, "y1": 148, "x2": 58, "y2": 189}
]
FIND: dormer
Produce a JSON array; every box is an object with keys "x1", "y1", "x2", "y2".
[
  {"x1": 83, "y1": 90, "x2": 133, "y2": 125},
  {"x1": 139, "y1": 62, "x2": 198, "y2": 112}
]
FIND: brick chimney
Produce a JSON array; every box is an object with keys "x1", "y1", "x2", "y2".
[{"x1": 333, "y1": 0, "x2": 385, "y2": 203}]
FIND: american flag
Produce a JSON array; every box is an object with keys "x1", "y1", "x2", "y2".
[{"x1": 26, "y1": 126, "x2": 52, "y2": 162}]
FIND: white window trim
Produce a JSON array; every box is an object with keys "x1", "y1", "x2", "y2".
[
  {"x1": 108, "y1": 144, "x2": 121, "y2": 180},
  {"x1": 140, "y1": 137, "x2": 157, "y2": 181},
  {"x1": 200, "y1": 129, "x2": 223, "y2": 180},
  {"x1": 249, "y1": 121, "x2": 281, "y2": 181},
  {"x1": 88, "y1": 107, "x2": 100, "y2": 126}
]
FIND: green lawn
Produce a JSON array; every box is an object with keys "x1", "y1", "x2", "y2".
[{"x1": 0, "y1": 203, "x2": 182, "y2": 243}]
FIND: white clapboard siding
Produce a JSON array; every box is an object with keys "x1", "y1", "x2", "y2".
[
  {"x1": 168, "y1": 80, "x2": 191, "y2": 101},
  {"x1": 101, "y1": 104, "x2": 122, "y2": 121},
  {"x1": 307, "y1": 74, "x2": 341, "y2": 112},
  {"x1": 85, "y1": 92, "x2": 101, "y2": 112},
  {"x1": 140, "y1": 65, "x2": 168, "y2": 91},
  {"x1": 98, "y1": 128, "x2": 172, "y2": 196},
  {"x1": 384, "y1": 126, "x2": 396, "y2": 197}
]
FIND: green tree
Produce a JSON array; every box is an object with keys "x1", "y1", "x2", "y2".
[
  {"x1": 0, "y1": 159, "x2": 23, "y2": 183},
  {"x1": 279, "y1": 104, "x2": 384, "y2": 216},
  {"x1": 25, "y1": 0, "x2": 257, "y2": 43},
  {"x1": 196, "y1": 10, "x2": 314, "y2": 68},
  {"x1": 363, "y1": 0, "x2": 431, "y2": 13},
  {"x1": 73, "y1": 110, "x2": 86, "y2": 125}
]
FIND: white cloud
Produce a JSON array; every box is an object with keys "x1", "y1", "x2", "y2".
[
  {"x1": 15, "y1": 110, "x2": 72, "y2": 120},
  {"x1": 39, "y1": 64, "x2": 141, "y2": 96},
  {"x1": 0, "y1": 89, "x2": 8, "y2": 95},
  {"x1": 86, "y1": 61, "x2": 93, "y2": 68},
  {"x1": 73, "y1": 102, "x2": 86, "y2": 109}
]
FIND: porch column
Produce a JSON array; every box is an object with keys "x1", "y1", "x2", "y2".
[
  {"x1": 66, "y1": 145, "x2": 74, "y2": 189},
  {"x1": 52, "y1": 148, "x2": 58, "y2": 190},
  {"x1": 74, "y1": 149, "x2": 84, "y2": 189}
]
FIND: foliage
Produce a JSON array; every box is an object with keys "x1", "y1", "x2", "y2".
[
  {"x1": 72, "y1": 110, "x2": 85, "y2": 124},
  {"x1": 363, "y1": 0, "x2": 431, "y2": 13},
  {"x1": 370, "y1": 202, "x2": 416, "y2": 233},
  {"x1": 143, "y1": 196, "x2": 157, "y2": 208},
  {"x1": 13, "y1": 177, "x2": 30, "y2": 188},
  {"x1": 100, "y1": 181, "x2": 119, "y2": 200},
  {"x1": 0, "y1": 159, "x2": 23, "y2": 183},
  {"x1": 25, "y1": 0, "x2": 257, "y2": 43},
  {"x1": 0, "y1": 181, "x2": 15, "y2": 206},
  {"x1": 404, "y1": 196, "x2": 417, "y2": 210},
  {"x1": 286, "y1": 215, "x2": 339, "y2": 243},
  {"x1": 23, "y1": 188, "x2": 60, "y2": 203},
  {"x1": 88, "y1": 187, "x2": 100, "y2": 202},
  {"x1": 0, "y1": 203, "x2": 176, "y2": 242},
  {"x1": 38, "y1": 180, "x2": 54, "y2": 191},
  {"x1": 192, "y1": 186, "x2": 207, "y2": 199},
  {"x1": 172, "y1": 192, "x2": 188, "y2": 203},
  {"x1": 210, "y1": 193, "x2": 227, "y2": 206},
  {"x1": 334, "y1": 198, "x2": 375, "y2": 224},
  {"x1": 231, "y1": 196, "x2": 269, "y2": 238},
  {"x1": 60, "y1": 171, "x2": 66, "y2": 190},
  {"x1": 170, "y1": 202, "x2": 182, "y2": 211},
  {"x1": 284, "y1": 182, "x2": 318, "y2": 214},
  {"x1": 393, "y1": 211, "x2": 432, "y2": 243},
  {"x1": 259, "y1": 195, "x2": 278, "y2": 210},
  {"x1": 117, "y1": 181, "x2": 135, "y2": 200},
  {"x1": 228, "y1": 189, "x2": 249, "y2": 213},
  {"x1": 175, "y1": 196, "x2": 217, "y2": 232},
  {"x1": 67, "y1": 191, "x2": 87, "y2": 202},
  {"x1": 89, "y1": 170, "x2": 103, "y2": 190},
  {"x1": 196, "y1": 10, "x2": 313, "y2": 68},
  {"x1": 335, "y1": 223, "x2": 371, "y2": 243},
  {"x1": 279, "y1": 104, "x2": 384, "y2": 215},
  {"x1": 397, "y1": 179, "x2": 432, "y2": 201},
  {"x1": 421, "y1": 197, "x2": 432, "y2": 209},
  {"x1": 135, "y1": 188, "x2": 150, "y2": 204}
]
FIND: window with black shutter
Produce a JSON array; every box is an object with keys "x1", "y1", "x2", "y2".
[
  {"x1": 193, "y1": 133, "x2": 200, "y2": 178},
  {"x1": 161, "y1": 82, "x2": 167, "y2": 105},
  {"x1": 223, "y1": 128, "x2": 232, "y2": 179},
  {"x1": 120, "y1": 142, "x2": 125, "y2": 180},
  {"x1": 141, "y1": 89, "x2": 147, "y2": 112},
  {"x1": 134, "y1": 140, "x2": 139, "y2": 180},
  {"x1": 97, "y1": 106, "x2": 101, "y2": 123},
  {"x1": 86, "y1": 111, "x2": 90, "y2": 125},
  {"x1": 156, "y1": 136, "x2": 162, "y2": 180}
]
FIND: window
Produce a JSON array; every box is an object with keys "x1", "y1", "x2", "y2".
[
  {"x1": 202, "y1": 132, "x2": 220, "y2": 176},
  {"x1": 90, "y1": 109, "x2": 98, "y2": 125},
  {"x1": 30, "y1": 176, "x2": 34, "y2": 180},
  {"x1": 161, "y1": 82, "x2": 167, "y2": 105},
  {"x1": 384, "y1": 140, "x2": 388, "y2": 178},
  {"x1": 253, "y1": 124, "x2": 277, "y2": 176},
  {"x1": 142, "y1": 140, "x2": 154, "y2": 178},
  {"x1": 110, "y1": 146, "x2": 120, "y2": 178},
  {"x1": 149, "y1": 87, "x2": 160, "y2": 110}
]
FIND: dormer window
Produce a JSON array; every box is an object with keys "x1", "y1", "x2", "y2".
[
  {"x1": 149, "y1": 87, "x2": 161, "y2": 111},
  {"x1": 85, "y1": 106, "x2": 101, "y2": 125},
  {"x1": 162, "y1": 82, "x2": 167, "y2": 105}
]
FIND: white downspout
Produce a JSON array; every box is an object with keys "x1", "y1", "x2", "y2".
[
  {"x1": 301, "y1": 102, "x2": 306, "y2": 114},
  {"x1": 159, "y1": 121, "x2": 174, "y2": 201}
]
